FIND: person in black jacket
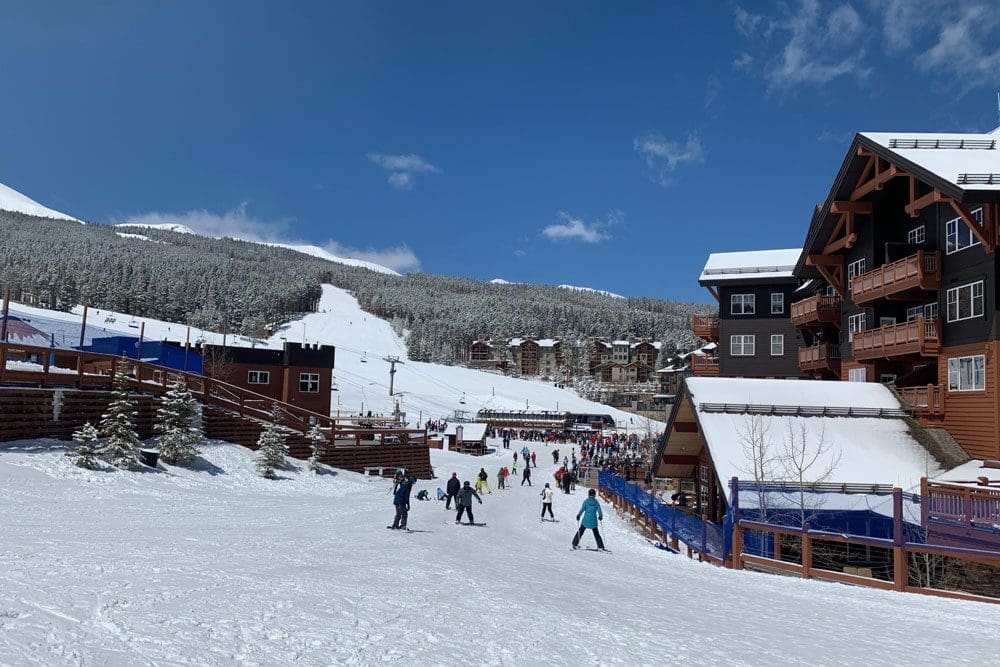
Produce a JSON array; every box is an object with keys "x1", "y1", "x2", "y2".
[
  {"x1": 390, "y1": 477, "x2": 413, "y2": 530},
  {"x1": 521, "y1": 464, "x2": 532, "y2": 486},
  {"x1": 445, "y1": 472, "x2": 461, "y2": 509},
  {"x1": 455, "y1": 481, "x2": 482, "y2": 524}
]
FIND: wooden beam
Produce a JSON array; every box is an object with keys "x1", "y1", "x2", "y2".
[
  {"x1": 806, "y1": 254, "x2": 844, "y2": 267},
  {"x1": 808, "y1": 254, "x2": 845, "y2": 299},
  {"x1": 949, "y1": 200, "x2": 993, "y2": 253},
  {"x1": 824, "y1": 213, "x2": 846, "y2": 248},
  {"x1": 706, "y1": 285, "x2": 719, "y2": 302},
  {"x1": 830, "y1": 201, "x2": 872, "y2": 214},
  {"x1": 822, "y1": 233, "x2": 857, "y2": 255},
  {"x1": 851, "y1": 163, "x2": 905, "y2": 201},
  {"x1": 661, "y1": 454, "x2": 700, "y2": 466},
  {"x1": 905, "y1": 188, "x2": 946, "y2": 218}
]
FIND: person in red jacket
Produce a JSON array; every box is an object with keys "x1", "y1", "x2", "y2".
[{"x1": 531, "y1": 451, "x2": 537, "y2": 467}]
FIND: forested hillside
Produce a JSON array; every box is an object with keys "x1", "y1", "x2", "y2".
[{"x1": 0, "y1": 212, "x2": 705, "y2": 362}]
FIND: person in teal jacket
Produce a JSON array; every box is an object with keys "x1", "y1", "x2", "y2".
[{"x1": 572, "y1": 489, "x2": 606, "y2": 550}]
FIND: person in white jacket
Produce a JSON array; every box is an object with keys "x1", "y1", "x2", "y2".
[{"x1": 540, "y1": 483, "x2": 555, "y2": 521}]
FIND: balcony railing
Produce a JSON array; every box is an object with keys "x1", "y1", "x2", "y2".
[
  {"x1": 851, "y1": 317, "x2": 941, "y2": 361},
  {"x1": 690, "y1": 353, "x2": 720, "y2": 377},
  {"x1": 851, "y1": 250, "x2": 941, "y2": 306},
  {"x1": 790, "y1": 295, "x2": 841, "y2": 329},
  {"x1": 797, "y1": 343, "x2": 842, "y2": 374},
  {"x1": 899, "y1": 384, "x2": 944, "y2": 417},
  {"x1": 691, "y1": 314, "x2": 720, "y2": 341}
]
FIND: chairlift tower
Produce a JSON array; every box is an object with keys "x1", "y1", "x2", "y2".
[{"x1": 383, "y1": 355, "x2": 403, "y2": 396}]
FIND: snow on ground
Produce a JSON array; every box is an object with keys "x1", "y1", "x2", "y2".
[
  {"x1": 265, "y1": 243, "x2": 401, "y2": 276},
  {"x1": 0, "y1": 180, "x2": 79, "y2": 222},
  {"x1": 0, "y1": 439, "x2": 997, "y2": 665},
  {"x1": 8, "y1": 285, "x2": 654, "y2": 428}
]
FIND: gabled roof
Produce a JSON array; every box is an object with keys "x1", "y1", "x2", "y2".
[{"x1": 699, "y1": 248, "x2": 802, "y2": 285}]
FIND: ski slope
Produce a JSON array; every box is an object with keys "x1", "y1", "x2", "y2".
[
  {"x1": 0, "y1": 180, "x2": 79, "y2": 222},
  {"x1": 8, "y1": 285, "x2": 654, "y2": 428},
  {"x1": 0, "y1": 439, "x2": 995, "y2": 664}
]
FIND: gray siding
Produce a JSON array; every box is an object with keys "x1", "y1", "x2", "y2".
[{"x1": 719, "y1": 317, "x2": 805, "y2": 378}]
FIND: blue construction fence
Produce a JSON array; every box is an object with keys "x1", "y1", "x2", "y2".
[{"x1": 598, "y1": 471, "x2": 729, "y2": 561}]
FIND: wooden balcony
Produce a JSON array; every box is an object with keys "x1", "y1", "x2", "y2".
[
  {"x1": 790, "y1": 295, "x2": 841, "y2": 329},
  {"x1": 690, "y1": 353, "x2": 720, "y2": 377},
  {"x1": 851, "y1": 317, "x2": 941, "y2": 361},
  {"x1": 691, "y1": 314, "x2": 719, "y2": 341},
  {"x1": 851, "y1": 250, "x2": 941, "y2": 306},
  {"x1": 797, "y1": 343, "x2": 841, "y2": 375},
  {"x1": 899, "y1": 384, "x2": 944, "y2": 417}
]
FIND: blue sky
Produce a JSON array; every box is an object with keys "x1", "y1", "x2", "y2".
[{"x1": 1, "y1": 1, "x2": 998, "y2": 302}]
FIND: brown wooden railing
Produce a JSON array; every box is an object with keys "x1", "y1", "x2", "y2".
[
  {"x1": 790, "y1": 295, "x2": 841, "y2": 328},
  {"x1": 899, "y1": 384, "x2": 944, "y2": 416},
  {"x1": 851, "y1": 317, "x2": 941, "y2": 360},
  {"x1": 0, "y1": 342, "x2": 426, "y2": 446},
  {"x1": 851, "y1": 251, "x2": 941, "y2": 305},
  {"x1": 797, "y1": 343, "x2": 841, "y2": 373},
  {"x1": 691, "y1": 314, "x2": 719, "y2": 341},
  {"x1": 691, "y1": 353, "x2": 720, "y2": 377}
]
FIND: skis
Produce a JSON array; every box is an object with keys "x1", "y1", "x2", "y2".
[
  {"x1": 584, "y1": 547, "x2": 612, "y2": 553},
  {"x1": 452, "y1": 521, "x2": 487, "y2": 527},
  {"x1": 540, "y1": 518, "x2": 560, "y2": 522}
]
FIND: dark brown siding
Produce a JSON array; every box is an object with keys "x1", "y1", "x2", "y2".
[{"x1": 933, "y1": 341, "x2": 1000, "y2": 460}]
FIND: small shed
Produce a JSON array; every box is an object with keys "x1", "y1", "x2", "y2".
[{"x1": 444, "y1": 422, "x2": 489, "y2": 456}]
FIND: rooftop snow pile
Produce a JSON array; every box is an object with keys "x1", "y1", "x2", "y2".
[
  {"x1": 699, "y1": 248, "x2": 801, "y2": 282},
  {"x1": 861, "y1": 129, "x2": 1000, "y2": 191},
  {"x1": 685, "y1": 377, "x2": 941, "y2": 499}
]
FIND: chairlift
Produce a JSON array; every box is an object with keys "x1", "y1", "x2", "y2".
[
  {"x1": 459, "y1": 392, "x2": 467, "y2": 405},
  {"x1": 127, "y1": 317, "x2": 140, "y2": 329},
  {"x1": 360, "y1": 352, "x2": 368, "y2": 363}
]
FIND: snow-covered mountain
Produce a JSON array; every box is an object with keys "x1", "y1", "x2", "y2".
[
  {"x1": 557, "y1": 284, "x2": 625, "y2": 299},
  {"x1": 266, "y1": 242, "x2": 401, "y2": 276},
  {"x1": 0, "y1": 180, "x2": 78, "y2": 222},
  {"x1": 116, "y1": 222, "x2": 196, "y2": 234}
]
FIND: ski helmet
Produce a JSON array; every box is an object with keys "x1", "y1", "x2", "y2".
[{"x1": 588, "y1": 489, "x2": 596, "y2": 497}]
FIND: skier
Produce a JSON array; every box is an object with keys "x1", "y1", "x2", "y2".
[
  {"x1": 445, "y1": 472, "x2": 461, "y2": 509},
  {"x1": 531, "y1": 451, "x2": 537, "y2": 467},
  {"x1": 552, "y1": 449, "x2": 559, "y2": 465},
  {"x1": 455, "y1": 480, "x2": 482, "y2": 525},
  {"x1": 561, "y1": 469, "x2": 572, "y2": 494},
  {"x1": 513, "y1": 452, "x2": 518, "y2": 465},
  {"x1": 572, "y1": 488, "x2": 606, "y2": 550},
  {"x1": 476, "y1": 467, "x2": 493, "y2": 494},
  {"x1": 521, "y1": 464, "x2": 532, "y2": 487},
  {"x1": 497, "y1": 466, "x2": 506, "y2": 490},
  {"x1": 390, "y1": 475, "x2": 413, "y2": 530},
  {"x1": 540, "y1": 483, "x2": 554, "y2": 520}
]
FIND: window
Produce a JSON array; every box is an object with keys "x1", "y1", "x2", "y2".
[
  {"x1": 880, "y1": 374, "x2": 897, "y2": 384},
  {"x1": 907, "y1": 225, "x2": 925, "y2": 244},
  {"x1": 847, "y1": 312, "x2": 866, "y2": 341},
  {"x1": 879, "y1": 317, "x2": 897, "y2": 327},
  {"x1": 906, "y1": 303, "x2": 939, "y2": 321},
  {"x1": 730, "y1": 335, "x2": 755, "y2": 356},
  {"x1": 947, "y1": 355, "x2": 985, "y2": 392},
  {"x1": 699, "y1": 465, "x2": 709, "y2": 509},
  {"x1": 770, "y1": 292, "x2": 784, "y2": 314},
  {"x1": 848, "y1": 367, "x2": 867, "y2": 383},
  {"x1": 299, "y1": 373, "x2": 320, "y2": 393},
  {"x1": 731, "y1": 294, "x2": 755, "y2": 315},
  {"x1": 847, "y1": 258, "x2": 866, "y2": 289},
  {"x1": 770, "y1": 334, "x2": 784, "y2": 356},
  {"x1": 945, "y1": 208, "x2": 984, "y2": 254},
  {"x1": 946, "y1": 281, "x2": 984, "y2": 322},
  {"x1": 247, "y1": 370, "x2": 270, "y2": 385}
]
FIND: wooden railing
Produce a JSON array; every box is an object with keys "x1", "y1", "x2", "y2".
[
  {"x1": 691, "y1": 314, "x2": 719, "y2": 341},
  {"x1": 690, "y1": 353, "x2": 720, "y2": 377},
  {"x1": 790, "y1": 295, "x2": 841, "y2": 328},
  {"x1": 923, "y1": 480, "x2": 1000, "y2": 536},
  {"x1": 899, "y1": 384, "x2": 944, "y2": 416},
  {"x1": 0, "y1": 342, "x2": 426, "y2": 445},
  {"x1": 851, "y1": 317, "x2": 941, "y2": 360},
  {"x1": 851, "y1": 251, "x2": 941, "y2": 306},
  {"x1": 797, "y1": 343, "x2": 841, "y2": 373}
]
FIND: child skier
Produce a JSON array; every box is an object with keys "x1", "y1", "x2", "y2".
[{"x1": 540, "y1": 483, "x2": 554, "y2": 520}]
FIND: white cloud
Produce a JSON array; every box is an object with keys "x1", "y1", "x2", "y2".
[
  {"x1": 118, "y1": 204, "x2": 421, "y2": 273},
  {"x1": 915, "y1": 4, "x2": 1000, "y2": 94},
  {"x1": 540, "y1": 210, "x2": 622, "y2": 244},
  {"x1": 514, "y1": 249, "x2": 526, "y2": 257},
  {"x1": 367, "y1": 152, "x2": 441, "y2": 190},
  {"x1": 634, "y1": 132, "x2": 705, "y2": 187},
  {"x1": 323, "y1": 241, "x2": 421, "y2": 273}
]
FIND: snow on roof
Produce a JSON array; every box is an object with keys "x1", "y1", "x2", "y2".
[
  {"x1": 699, "y1": 248, "x2": 801, "y2": 283},
  {"x1": 685, "y1": 342, "x2": 717, "y2": 358},
  {"x1": 537, "y1": 339, "x2": 558, "y2": 347},
  {"x1": 685, "y1": 378, "x2": 940, "y2": 500},
  {"x1": 0, "y1": 180, "x2": 79, "y2": 222},
  {"x1": 936, "y1": 460, "x2": 1000, "y2": 487},
  {"x1": 612, "y1": 340, "x2": 630, "y2": 346},
  {"x1": 861, "y1": 130, "x2": 1000, "y2": 192},
  {"x1": 444, "y1": 422, "x2": 488, "y2": 441}
]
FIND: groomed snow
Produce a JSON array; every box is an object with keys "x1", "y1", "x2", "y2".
[
  {"x1": 0, "y1": 180, "x2": 79, "y2": 222},
  {"x1": 0, "y1": 439, "x2": 996, "y2": 664},
  {"x1": 862, "y1": 130, "x2": 1000, "y2": 191},
  {"x1": 699, "y1": 248, "x2": 801, "y2": 282}
]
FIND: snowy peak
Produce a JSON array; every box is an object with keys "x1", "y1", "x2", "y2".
[
  {"x1": 0, "y1": 180, "x2": 79, "y2": 222},
  {"x1": 116, "y1": 222, "x2": 196, "y2": 235},
  {"x1": 266, "y1": 243, "x2": 401, "y2": 276}
]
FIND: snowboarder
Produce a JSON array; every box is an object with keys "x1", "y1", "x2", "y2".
[
  {"x1": 521, "y1": 464, "x2": 532, "y2": 486},
  {"x1": 390, "y1": 475, "x2": 413, "y2": 530},
  {"x1": 540, "y1": 483, "x2": 554, "y2": 520},
  {"x1": 445, "y1": 472, "x2": 461, "y2": 509},
  {"x1": 475, "y1": 467, "x2": 493, "y2": 494},
  {"x1": 572, "y1": 489, "x2": 605, "y2": 550},
  {"x1": 455, "y1": 481, "x2": 482, "y2": 524}
]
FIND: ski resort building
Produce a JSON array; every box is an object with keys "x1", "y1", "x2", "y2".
[
  {"x1": 692, "y1": 249, "x2": 806, "y2": 379},
  {"x1": 443, "y1": 422, "x2": 489, "y2": 455},
  {"x1": 792, "y1": 126, "x2": 1000, "y2": 461},
  {"x1": 509, "y1": 337, "x2": 562, "y2": 378},
  {"x1": 588, "y1": 338, "x2": 661, "y2": 383},
  {"x1": 467, "y1": 336, "x2": 506, "y2": 371},
  {"x1": 201, "y1": 342, "x2": 336, "y2": 416}
]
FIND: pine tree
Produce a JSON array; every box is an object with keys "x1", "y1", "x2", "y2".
[
  {"x1": 68, "y1": 422, "x2": 101, "y2": 469},
  {"x1": 307, "y1": 423, "x2": 327, "y2": 473},
  {"x1": 155, "y1": 375, "x2": 204, "y2": 466},
  {"x1": 98, "y1": 358, "x2": 141, "y2": 469},
  {"x1": 255, "y1": 404, "x2": 288, "y2": 478}
]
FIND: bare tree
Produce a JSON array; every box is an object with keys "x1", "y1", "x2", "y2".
[
  {"x1": 202, "y1": 346, "x2": 233, "y2": 383},
  {"x1": 779, "y1": 421, "x2": 841, "y2": 527},
  {"x1": 736, "y1": 414, "x2": 780, "y2": 522}
]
